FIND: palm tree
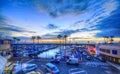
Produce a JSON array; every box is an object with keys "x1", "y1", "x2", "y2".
[
  {"x1": 57, "y1": 35, "x2": 62, "y2": 57},
  {"x1": 64, "y1": 35, "x2": 68, "y2": 58},
  {"x1": 57, "y1": 35, "x2": 62, "y2": 45},
  {"x1": 13, "y1": 37, "x2": 17, "y2": 44},
  {"x1": 103, "y1": 36, "x2": 108, "y2": 44},
  {"x1": 37, "y1": 36, "x2": 41, "y2": 44},
  {"x1": 32, "y1": 36, "x2": 36, "y2": 50},
  {"x1": 64, "y1": 35, "x2": 68, "y2": 44},
  {"x1": 32, "y1": 36, "x2": 35, "y2": 44},
  {"x1": 36, "y1": 36, "x2": 41, "y2": 53},
  {"x1": 16, "y1": 38, "x2": 20, "y2": 44},
  {"x1": 110, "y1": 36, "x2": 114, "y2": 44}
]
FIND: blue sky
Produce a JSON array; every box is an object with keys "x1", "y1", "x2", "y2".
[{"x1": 0, "y1": 0, "x2": 120, "y2": 39}]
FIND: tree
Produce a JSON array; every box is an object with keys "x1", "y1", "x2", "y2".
[
  {"x1": 103, "y1": 36, "x2": 108, "y2": 44},
  {"x1": 37, "y1": 36, "x2": 41, "y2": 44},
  {"x1": 64, "y1": 35, "x2": 68, "y2": 45},
  {"x1": 64, "y1": 35, "x2": 68, "y2": 58},
  {"x1": 16, "y1": 38, "x2": 20, "y2": 44},
  {"x1": 110, "y1": 36, "x2": 114, "y2": 44},
  {"x1": 32, "y1": 36, "x2": 35, "y2": 44},
  {"x1": 13, "y1": 37, "x2": 17, "y2": 44},
  {"x1": 57, "y1": 35, "x2": 62, "y2": 57}
]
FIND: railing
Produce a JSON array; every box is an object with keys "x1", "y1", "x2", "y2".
[{"x1": 11, "y1": 42, "x2": 96, "y2": 45}]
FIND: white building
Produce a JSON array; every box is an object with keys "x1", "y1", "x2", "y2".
[{"x1": 99, "y1": 44, "x2": 120, "y2": 64}]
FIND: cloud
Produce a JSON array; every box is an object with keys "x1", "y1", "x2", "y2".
[
  {"x1": 41, "y1": 33, "x2": 57, "y2": 39},
  {"x1": 22, "y1": 0, "x2": 120, "y2": 38},
  {"x1": 0, "y1": 15, "x2": 36, "y2": 37},
  {"x1": 67, "y1": 0, "x2": 120, "y2": 38},
  {"x1": 70, "y1": 30, "x2": 101, "y2": 38},
  {"x1": 1, "y1": 0, "x2": 120, "y2": 38},
  {"x1": 35, "y1": 0, "x2": 89, "y2": 17},
  {"x1": 46, "y1": 24, "x2": 58, "y2": 29},
  {"x1": 95, "y1": 9, "x2": 120, "y2": 37}
]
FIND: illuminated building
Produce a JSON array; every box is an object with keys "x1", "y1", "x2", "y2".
[
  {"x1": 0, "y1": 39, "x2": 11, "y2": 56},
  {"x1": 99, "y1": 44, "x2": 120, "y2": 64}
]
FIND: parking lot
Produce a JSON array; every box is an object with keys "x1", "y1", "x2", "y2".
[{"x1": 13, "y1": 46, "x2": 120, "y2": 74}]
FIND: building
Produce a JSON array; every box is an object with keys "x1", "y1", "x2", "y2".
[
  {"x1": 99, "y1": 44, "x2": 120, "y2": 64},
  {"x1": 0, "y1": 39, "x2": 11, "y2": 56},
  {"x1": 0, "y1": 55, "x2": 7, "y2": 74},
  {"x1": 0, "y1": 39, "x2": 14, "y2": 74}
]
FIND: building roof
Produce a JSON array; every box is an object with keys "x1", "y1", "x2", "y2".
[
  {"x1": 0, "y1": 38, "x2": 11, "y2": 41},
  {"x1": 99, "y1": 43, "x2": 120, "y2": 50}
]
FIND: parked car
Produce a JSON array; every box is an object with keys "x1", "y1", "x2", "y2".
[
  {"x1": 82, "y1": 52, "x2": 87, "y2": 56},
  {"x1": 66, "y1": 58, "x2": 79, "y2": 65},
  {"x1": 45, "y1": 63, "x2": 59, "y2": 74},
  {"x1": 62, "y1": 55, "x2": 70, "y2": 59},
  {"x1": 98, "y1": 57, "x2": 106, "y2": 62},
  {"x1": 50, "y1": 59, "x2": 60, "y2": 63},
  {"x1": 86, "y1": 56, "x2": 92, "y2": 60},
  {"x1": 23, "y1": 64, "x2": 37, "y2": 73}
]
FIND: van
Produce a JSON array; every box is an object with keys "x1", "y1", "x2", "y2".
[{"x1": 66, "y1": 58, "x2": 79, "y2": 65}]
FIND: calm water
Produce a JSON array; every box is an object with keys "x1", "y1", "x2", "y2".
[{"x1": 38, "y1": 48, "x2": 59, "y2": 58}]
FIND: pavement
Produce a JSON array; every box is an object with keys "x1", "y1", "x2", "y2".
[
  {"x1": 22, "y1": 59, "x2": 120, "y2": 74},
  {"x1": 107, "y1": 62, "x2": 120, "y2": 71},
  {"x1": 13, "y1": 56, "x2": 120, "y2": 74},
  {"x1": 11, "y1": 46, "x2": 120, "y2": 74}
]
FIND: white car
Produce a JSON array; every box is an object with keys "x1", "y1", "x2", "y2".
[
  {"x1": 45, "y1": 63, "x2": 59, "y2": 74},
  {"x1": 66, "y1": 58, "x2": 79, "y2": 65}
]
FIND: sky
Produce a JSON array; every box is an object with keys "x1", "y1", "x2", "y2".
[{"x1": 0, "y1": 0, "x2": 120, "y2": 39}]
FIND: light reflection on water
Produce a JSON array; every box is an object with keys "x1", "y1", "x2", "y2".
[{"x1": 38, "y1": 48, "x2": 59, "y2": 58}]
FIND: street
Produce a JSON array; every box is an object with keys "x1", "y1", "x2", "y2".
[{"x1": 15, "y1": 55, "x2": 120, "y2": 74}]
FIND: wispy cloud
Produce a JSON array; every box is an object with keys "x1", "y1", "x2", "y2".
[
  {"x1": 0, "y1": 15, "x2": 36, "y2": 37},
  {"x1": 46, "y1": 24, "x2": 58, "y2": 29},
  {"x1": 1, "y1": 0, "x2": 120, "y2": 38},
  {"x1": 35, "y1": 0, "x2": 89, "y2": 17}
]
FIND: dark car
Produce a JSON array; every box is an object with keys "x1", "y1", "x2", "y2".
[
  {"x1": 100, "y1": 58, "x2": 106, "y2": 62},
  {"x1": 50, "y1": 59, "x2": 60, "y2": 63},
  {"x1": 86, "y1": 56, "x2": 92, "y2": 60},
  {"x1": 98, "y1": 57, "x2": 106, "y2": 62}
]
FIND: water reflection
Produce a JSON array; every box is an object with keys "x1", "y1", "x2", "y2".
[{"x1": 38, "y1": 48, "x2": 59, "y2": 58}]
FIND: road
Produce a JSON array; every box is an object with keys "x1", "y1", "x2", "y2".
[
  {"x1": 15, "y1": 56, "x2": 120, "y2": 74},
  {"x1": 13, "y1": 46, "x2": 120, "y2": 74}
]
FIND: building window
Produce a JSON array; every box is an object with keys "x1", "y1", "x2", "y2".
[
  {"x1": 119, "y1": 59, "x2": 120, "y2": 64},
  {"x1": 103, "y1": 49, "x2": 105, "y2": 52},
  {"x1": 0, "y1": 40, "x2": 4, "y2": 44},
  {"x1": 106, "y1": 49, "x2": 110, "y2": 53},
  {"x1": 100, "y1": 49, "x2": 106, "y2": 52},
  {"x1": 112, "y1": 50, "x2": 117, "y2": 55},
  {"x1": 100, "y1": 48, "x2": 101, "y2": 51},
  {"x1": 113, "y1": 58, "x2": 115, "y2": 62}
]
